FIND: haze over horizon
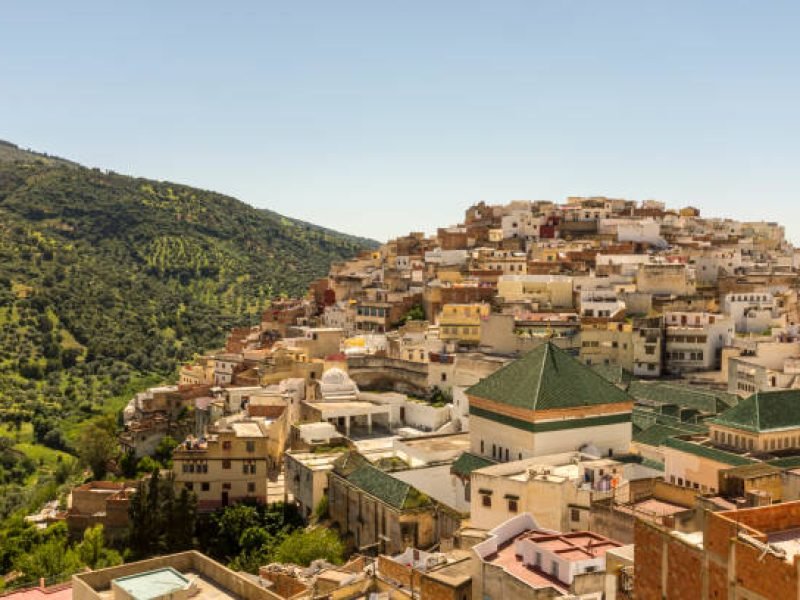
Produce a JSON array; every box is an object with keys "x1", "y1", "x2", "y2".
[{"x1": 2, "y1": 1, "x2": 799, "y2": 242}]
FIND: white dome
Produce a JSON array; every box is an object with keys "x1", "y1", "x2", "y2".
[{"x1": 321, "y1": 368, "x2": 351, "y2": 386}]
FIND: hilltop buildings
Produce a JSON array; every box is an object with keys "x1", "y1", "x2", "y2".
[{"x1": 79, "y1": 196, "x2": 800, "y2": 598}]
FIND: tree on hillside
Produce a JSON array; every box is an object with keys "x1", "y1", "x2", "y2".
[
  {"x1": 78, "y1": 414, "x2": 118, "y2": 479},
  {"x1": 11, "y1": 523, "x2": 81, "y2": 583}
]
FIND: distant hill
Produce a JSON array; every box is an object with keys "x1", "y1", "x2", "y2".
[{"x1": 0, "y1": 142, "x2": 376, "y2": 445}]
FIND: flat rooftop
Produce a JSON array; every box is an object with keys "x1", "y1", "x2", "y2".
[
  {"x1": 304, "y1": 401, "x2": 390, "y2": 412},
  {"x1": 397, "y1": 433, "x2": 470, "y2": 454},
  {"x1": 616, "y1": 498, "x2": 691, "y2": 520},
  {"x1": 424, "y1": 556, "x2": 473, "y2": 587},
  {"x1": 231, "y1": 422, "x2": 265, "y2": 438},
  {"x1": 474, "y1": 452, "x2": 608, "y2": 483},
  {"x1": 767, "y1": 528, "x2": 800, "y2": 563},
  {"x1": 522, "y1": 531, "x2": 622, "y2": 561},
  {"x1": 99, "y1": 571, "x2": 237, "y2": 600},
  {"x1": 286, "y1": 451, "x2": 344, "y2": 470},
  {"x1": 487, "y1": 542, "x2": 569, "y2": 594}
]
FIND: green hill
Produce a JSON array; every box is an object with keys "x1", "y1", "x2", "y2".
[{"x1": 0, "y1": 141, "x2": 376, "y2": 461}]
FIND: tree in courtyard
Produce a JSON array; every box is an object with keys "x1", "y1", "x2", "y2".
[
  {"x1": 75, "y1": 525, "x2": 122, "y2": 569},
  {"x1": 271, "y1": 528, "x2": 344, "y2": 566}
]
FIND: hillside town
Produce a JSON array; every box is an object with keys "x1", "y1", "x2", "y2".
[{"x1": 15, "y1": 196, "x2": 800, "y2": 600}]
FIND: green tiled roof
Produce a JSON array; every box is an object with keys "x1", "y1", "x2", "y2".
[
  {"x1": 662, "y1": 437, "x2": 756, "y2": 467},
  {"x1": 332, "y1": 450, "x2": 369, "y2": 477},
  {"x1": 335, "y1": 453, "x2": 431, "y2": 510},
  {"x1": 591, "y1": 364, "x2": 634, "y2": 388},
  {"x1": 710, "y1": 389, "x2": 800, "y2": 433},
  {"x1": 628, "y1": 380, "x2": 738, "y2": 414},
  {"x1": 766, "y1": 456, "x2": 800, "y2": 470},
  {"x1": 632, "y1": 406, "x2": 709, "y2": 433},
  {"x1": 466, "y1": 342, "x2": 633, "y2": 410},
  {"x1": 633, "y1": 423, "x2": 699, "y2": 447},
  {"x1": 450, "y1": 452, "x2": 495, "y2": 478}
]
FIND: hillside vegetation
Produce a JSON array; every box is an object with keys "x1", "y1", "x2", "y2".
[{"x1": 0, "y1": 141, "x2": 375, "y2": 518}]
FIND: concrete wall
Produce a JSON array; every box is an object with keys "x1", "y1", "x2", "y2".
[{"x1": 73, "y1": 552, "x2": 282, "y2": 600}]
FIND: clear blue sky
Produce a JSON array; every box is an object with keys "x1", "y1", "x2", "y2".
[{"x1": 2, "y1": 1, "x2": 799, "y2": 242}]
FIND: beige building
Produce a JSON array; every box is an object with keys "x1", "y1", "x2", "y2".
[
  {"x1": 663, "y1": 311, "x2": 733, "y2": 373},
  {"x1": 328, "y1": 452, "x2": 463, "y2": 555},
  {"x1": 657, "y1": 391, "x2": 800, "y2": 495},
  {"x1": 66, "y1": 481, "x2": 137, "y2": 543},
  {"x1": 636, "y1": 263, "x2": 694, "y2": 296},
  {"x1": 468, "y1": 453, "x2": 633, "y2": 532},
  {"x1": 172, "y1": 420, "x2": 270, "y2": 511},
  {"x1": 284, "y1": 450, "x2": 341, "y2": 521},
  {"x1": 579, "y1": 320, "x2": 634, "y2": 370},
  {"x1": 496, "y1": 275, "x2": 574, "y2": 308},
  {"x1": 438, "y1": 303, "x2": 491, "y2": 346}
]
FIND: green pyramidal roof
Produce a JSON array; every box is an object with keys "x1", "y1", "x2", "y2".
[
  {"x1": 711, "y1": 389, "x2": 800, "y2": 433},
  {"x1": 466, "y1": 342, "x2": 633, "y2": 411}
]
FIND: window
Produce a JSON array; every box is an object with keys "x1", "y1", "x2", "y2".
[
  {"x1": 508, "y1": 499, "x2": 518, "y2": 513},
  {"x1": 247, "y1": 482, "x2": 256, "y2": 493},
  {"x1": 482, "y1": 495, "x2": 492, "y2": 507},
  {"x1": 246, "y1": 441, "x2": 255, "y2": 452},
  {"x1": 571, "y1": 508, "x2": 580, "y2": 522},
  {"x1": 222, "y1": 460, "x2": 231, "y2": 470},
  {"x1": 185, "y1": 483, "x2": 193, "y2": 491},
  {"x1": 201, "y1": 482, "x2": 210, "y2": 491},
  {"x1": 222, "y1": 441, "x2": 232, "y2": 451}
]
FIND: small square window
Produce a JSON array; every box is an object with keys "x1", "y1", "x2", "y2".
[
  {"x1": 508, "y1": 500, "x2": 518, "y2": 513},
  {"x1": 201, "y1": 482, "x2": 210, "y2": 491},
  {"x1": 222, "y1": 460, "x2": 231, "y2": 469},
  {"x1": 247, "y1": 482, "x2": 256, "y2": 493},
  {"x1": 482, "y1": 495, "x2": 491, "y2": 507}
]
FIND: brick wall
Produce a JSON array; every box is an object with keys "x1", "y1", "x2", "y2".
[
  {"x1": 634, "y1": 520, "x2": 665, "y2": 600},
  {"x1": 725, "y1": 539, "x2": 797, "y2": 600},
  {"x1": 665, "y1": 533, "x2": 703, "y2": 599}
]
